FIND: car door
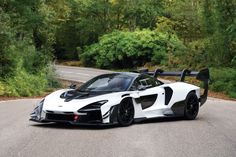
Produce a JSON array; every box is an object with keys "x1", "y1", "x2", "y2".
[{"x1": 132, "y1": 75, "x2": 162, "y2": 110}]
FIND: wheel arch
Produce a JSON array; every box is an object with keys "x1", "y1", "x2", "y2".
[
  {"x1": 184, "y1": 91, "x2": 200, "y2": 120},
  {"x1": 109, "y1": 97, "x2": 134, "y2": 124}
]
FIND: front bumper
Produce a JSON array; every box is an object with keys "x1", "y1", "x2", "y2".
[
  {"x1": 30, "y1": 110, "x2": 105, "y2": 124},
  {"x1": 30, "y1": 100, "x2": 119, "y2": 125},
  {"x1": 30, "y1": 107, "x2": 118, "y2": 126}
]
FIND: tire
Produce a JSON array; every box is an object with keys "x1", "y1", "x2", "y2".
[
  {"x1": 117, "y1": 98, "x2": 134, "y2": 126},
  {"x1": 184, "y1": 92, "x2": 199, "y2": 120}
]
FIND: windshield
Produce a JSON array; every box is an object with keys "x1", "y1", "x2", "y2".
[{"x1": 77, "y1": 74, "x2": 133, "y2": 92}]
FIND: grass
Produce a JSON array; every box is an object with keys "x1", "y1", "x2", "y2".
[{"x1": 0, "y1": 79, "x2": 82, "y2": 101}]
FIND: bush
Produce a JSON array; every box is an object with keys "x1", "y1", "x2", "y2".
[
  {"x1": 80, "y1": 29, "x2": 185, "y2": 69},
  {"x1": 210, "y1": 68, "x2": 236, "y2": 98},
  {"x1": 0, "y1": 82, "x2": 5, "y2": 96},
  {"x1": 46, "y1": 65, "x2": 62, "y2": 89},
  {"x1": 4, "y1": 69, "x2": 47, "y2": 97},
  {"x1": 0, "y1": 39, "x2": 59, "y2": 97},
  {"x1": 0, "y1": 4, "x2": 59, "y2": 97},
  {"x1": 0, "y1": 65, "x2": 61, "y2": 97},
  {"x1": 151, "y1": 50, "x2": 167, "y2": 65}
]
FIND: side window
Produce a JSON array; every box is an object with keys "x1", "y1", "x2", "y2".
[
  {"x1": 137, "y1": 75, "x2": 159, "y2": 89},
  {"x1": 129, "y1": 75, "x2": 161, "y2": 91}
]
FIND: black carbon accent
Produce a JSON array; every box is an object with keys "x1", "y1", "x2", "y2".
[
  {"x1": 77, "y1": 105, "x2": 102, "y2": 123},
  {"x1": 45, "y1": 110, "x2": 103, "y2": 123},
  {"x1": 164, "y1": 87, "x2": 173, "y2": 105},
  {"x1": 171, "y1": 100, "x2": 185, "y2": 116},
  {"x1": 46, "y1": 110, "x2": 54, "y2": 113},
  {"x1": 109, "y1": 105, "x2": 119, "y2": 123},
  {"x1": 134, "y1": 117, "x2": 147, "y2": 123},
  {"x1": 134, "y1": 98, "x2": 141, "y2": 104},
  {"x1": 102, "y1": 110, "x2": 110, "y2": 119},
  {"x1": 78, "y1": 110, "x2": 102, "y2": 123},
  {"x1": 60, "y1": 90, "x2": 109, "y2": 102},
  {"x1": 46, "y1": 113, "x2": 74, "y2": 121},
  {"x1": 121, "y1": 94, "x2": 130, "y2": 97},
  {"x1": 63, "y1": 112, "x2": 74, "y2": 114}
]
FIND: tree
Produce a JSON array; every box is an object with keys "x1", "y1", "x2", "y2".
[
  {"x1": 201, "y1": 0, "x2": 236, "y2": 67},
  {"x1": 53, "y1": 0, "x2": 164, "y2": 59},
  {"x1": 164, "y1": 0, "x2": 203, "y2": 43}
]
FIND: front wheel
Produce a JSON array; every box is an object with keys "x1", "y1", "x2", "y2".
[
  {"x1": 184, "y1": 92, "x2": 199, "y2": 120},
  {"x1": 117, "y1": 98, "x2": 134, "y2": 126}
]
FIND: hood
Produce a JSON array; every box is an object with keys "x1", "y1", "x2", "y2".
[
  {"x1": 42, "y1": 89, "x2": 130, "y2": 112},
  {"x1": 59, "y1": 89, "x2": 112, "y2": 102}
]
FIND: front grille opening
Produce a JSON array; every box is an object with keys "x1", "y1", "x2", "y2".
[
  {"x1": 46, "y1": 113, "x2": 74, "y2": 121},
  {"x1": 78, "y1": 110, "x2": 102, "y2": 123},
  {"x1": 63, "y1": 112, "x2": 74, "y2": 114},
  {"x1": 45, "y1": 110, "x2": 103, "y2": 123}
]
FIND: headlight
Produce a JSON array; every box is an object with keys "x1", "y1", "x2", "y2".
[
  {"x1": 96, "y1": 100, "x2": 108, "y2": 105},
  {"x1": 89, "y1": 100, "x2": 108, "y2": 108},
  {"x1": 78, "y1": 100, "x2": 108, "y2": 112}
]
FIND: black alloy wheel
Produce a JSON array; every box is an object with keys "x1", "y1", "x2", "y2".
[
  {"x1": 117, "y1": 98, "x2": 134, "y2": 126},
  {"x1": 184, "y1": 92, "x2": 199, "y2": 120}
]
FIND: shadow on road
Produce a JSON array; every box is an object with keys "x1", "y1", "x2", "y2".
[
  {"x1": 30, "y1": 116, "x2": 200, "y2": 130},
  {"x1": 136, "y1": 116, "x2": 186, "y2": 125},
  {"x1": 30, "y1": 122, "x2": 118, "y2": 130}
]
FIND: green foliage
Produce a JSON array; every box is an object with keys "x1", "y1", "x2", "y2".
[
  {"x1": 46, "y1": 65, "x2": 62, "y2": 89},
  {"x1": 151, "y1": 50, "x2": 167, "y2": 65},
  {"x1": 210, "y1": 68, "x2": 236, "y2": 98},
  {"x1": 0, "y1": 82, "x2": 5, "y2": 96},
  {"x1": 0, "y1": 0, "x2": 59, "y2": 97},
  {"x1": 53, "y1": 0, "x2": 164, "y2": 59},
  {"x1": 0, "y1": 66, "x2": 61, "y2": 97},
  {"x1": 164, "y1": 0, "x2": 203, "y2": 42},
  {"x1": 5, "y1": 70, "x2": 47, "y2": 97},
  {"x1": 177, "y1": 39, "x2": 209, "y2": 69},
  {"x1": 0, "y1": 0, "x2": 236, "y2": 99},
  {"x1": 81, "y1": 29, "x2": 185, "y2": 68},
  {"x1": 201, "y1": 0, "x2": 236, "y2": 67},
  {"x1": 201, "y1": 0, "x2": 216, "y2": 35},
  {"x1": 0, "y1": 10, "x2": 17, "y2": 78}
]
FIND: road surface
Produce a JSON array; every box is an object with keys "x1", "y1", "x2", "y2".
[
  {"x1": 0, "y1": 65, "x2": 236, "y2": 157},
  {"x1": 55, "y1": 65, "x2": 113, "y2": 83}
]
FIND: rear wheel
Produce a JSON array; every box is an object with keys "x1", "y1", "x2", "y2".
[
  {"x1": 184, "y1": 92, "x2": 199, "y2": 120},
  {"x1": 117, "y1": 98, "x2": 134, "y2": 126}
]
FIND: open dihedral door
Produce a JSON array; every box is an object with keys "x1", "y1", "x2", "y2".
[{"x1": 139, "y1": 68, "x2": 210, "y2": 106}]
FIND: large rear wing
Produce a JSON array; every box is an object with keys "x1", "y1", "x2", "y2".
[{"x1": 136, "y1": 68, "x2": 210, "y2": 106}]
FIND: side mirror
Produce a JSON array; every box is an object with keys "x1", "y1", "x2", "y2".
[
  {"x1": 69, "y1": 83, "x2": 77, "y2": 89},
  {"x1": 137, "y1": 85, "x2": 146, "y2": 91}
]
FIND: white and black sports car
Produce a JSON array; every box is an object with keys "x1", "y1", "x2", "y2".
[{"x1": 30, "y1": 68, "x2": 210, "y2": 126}]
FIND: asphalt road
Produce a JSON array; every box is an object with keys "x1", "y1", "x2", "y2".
[
  {"x1": 55, "y1": 65, "x2": 113, "y2": 83},
  {"x1": 0, "y1": 65, "x2": 236, "y2": 157}
]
